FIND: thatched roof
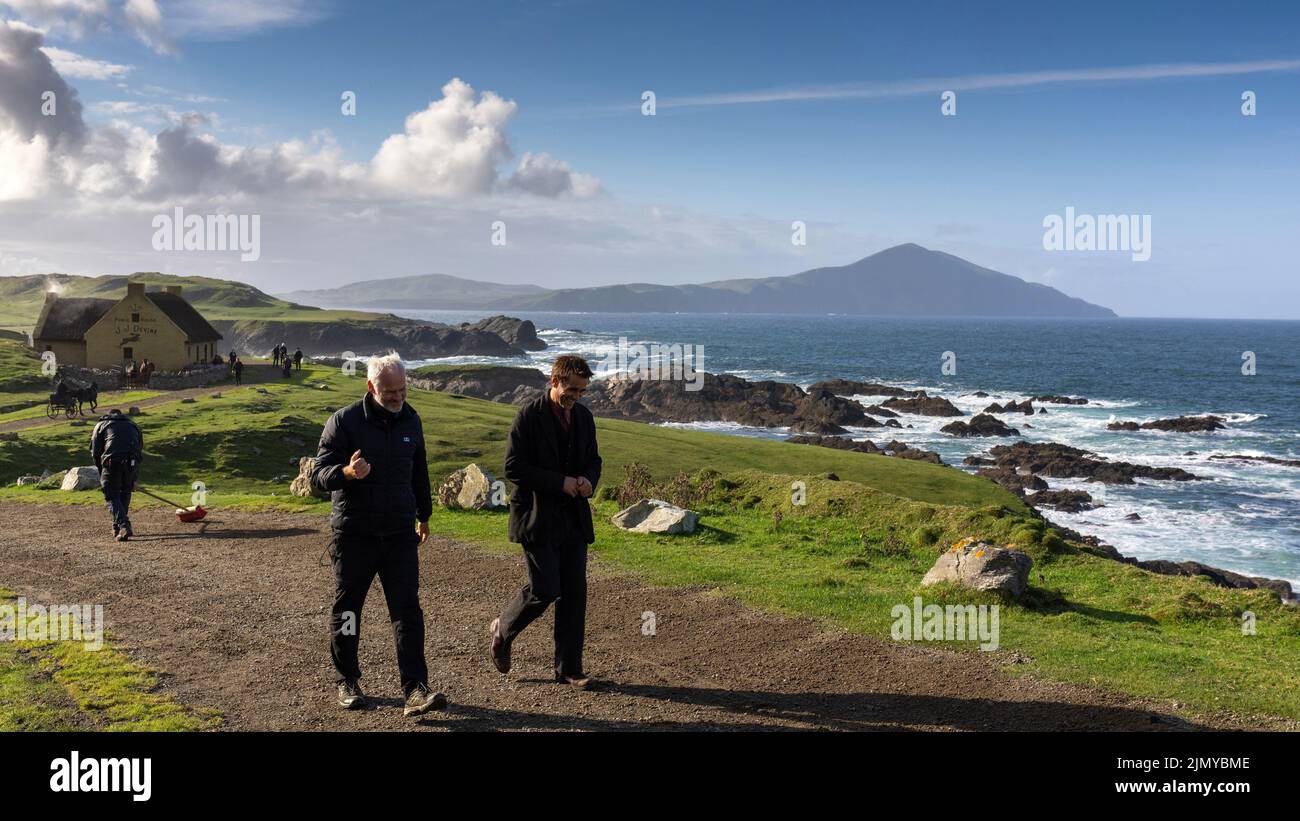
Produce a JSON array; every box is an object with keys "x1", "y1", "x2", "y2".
[
  {"x1": 33, "y1": 298, "x2": 113, "y2": 342},
  {"x1": 146, "y1": 292, "x2": 222, "y2": 343}
]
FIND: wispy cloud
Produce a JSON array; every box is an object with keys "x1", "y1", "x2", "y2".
[
  {"x1": 40, "y1": 46, "x2": 132, "y2": 80},
  {"x1": 589, "y1": 58, "x2": 1300, "y2": 113}
]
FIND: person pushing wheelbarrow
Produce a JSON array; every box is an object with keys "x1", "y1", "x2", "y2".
[{"x1": 91, "y1": 408, "x2": 143, "y2": 542}]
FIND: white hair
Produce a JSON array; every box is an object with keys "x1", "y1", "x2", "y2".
[{"x1": 367, "y1": 352, "x2": 406, "y2": 383}]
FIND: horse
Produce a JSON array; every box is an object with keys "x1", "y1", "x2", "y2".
[{"x1": 75, "y1": 381, "x2": 99, "y2": 414}]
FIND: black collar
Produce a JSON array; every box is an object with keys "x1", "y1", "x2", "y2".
[{"x1": 363, "y1": 392, "x2": 407, "y2": 425}]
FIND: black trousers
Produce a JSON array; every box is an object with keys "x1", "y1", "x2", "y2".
[
  {"x1": 99, "y1": 458, "x2": 136, "y2": 532},
  {"x1": 498, "y1": 536, "x2": 589, "y2": 678},
  {"x1": 328, "y1": 529, "x2": 427, "y2": 695}
]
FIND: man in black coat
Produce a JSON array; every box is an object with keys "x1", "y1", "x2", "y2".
[
  {"x1": 309, "y1": 353, "x2": 446, "y2": 717},
  {"x1": 91, "y1": 409, "x2": 143, "y2": 542},
  {"x1": 490, "y1": 355, "x2": 602, "y2": 688}
]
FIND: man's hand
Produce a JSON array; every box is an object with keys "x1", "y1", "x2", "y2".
[
  {"x1": 343, "y1": 449, "x2": 370, "y2": 480},
  {"x1": 416, "y1": 521, "x2": 429, "y2": 545},
  {"x1": 575, "y1": 476, "x2": 593, "y2": 498},
  {"x1": 562, "y1": 476, "x2": 580, "y2": 497}
]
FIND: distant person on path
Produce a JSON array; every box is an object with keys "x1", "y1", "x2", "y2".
[
  {"x1": 490, "y1": 355, "x2": 602, "y2": 689},
  {"x1": 294, "y1": 348, "x2": 303, "y2": 371},
  {"x1": 229, "y1": 350, "x2": 237, "y2": 373},
  {"x1": 234, "y1": 358, "x2": 244, "y2": 385},
  {"x1": 309, "y1": 353, "x2": 444, "y2": 717},
  {"x1": 139, "y1": 359, "x2": 154, "y2": 385},
  {"x1": 282, "y1": 356, "x2": 292, "y2": 378},
  {"x1": 91, "y1": 408, "x2": 143, "y2": 542},
  {"x1": 272, "y1": 345, "x2": 281, "y2": 367}
]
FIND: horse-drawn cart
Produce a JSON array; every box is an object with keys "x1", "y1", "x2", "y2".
[{"x1": 46, "y1": 379, "x2": 98, "y2": 419}]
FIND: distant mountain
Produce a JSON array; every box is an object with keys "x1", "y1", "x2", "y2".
[
  {"x1": 277, "y1": 273, "x2": 547, "y2": 311},
  {"x1": 275, "y1": 245, "x2": 1116, "y2": 317}
]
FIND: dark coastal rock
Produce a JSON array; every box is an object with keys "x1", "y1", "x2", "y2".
[
  {"x1": 881, "y1": 394, "x2": 964, "y2": 417},
  {"x1": 977, "y1": 467, "x2": 1048, "y2": 494},
  {"x1": 1134, "y1": 560, "x2": 1294, "y2": 602},
  {"x1": 213, "y1": 316, "x2": 528, "y2": 359},
  {"x1": 1032, "y1": 395, "x2": 1087, "y2": 405},
  {"x1": 785, "y1": 434, "x2": 881, "y2": 454},
  {"x1": 788, "y1": 418, "x2": 849, "y2": 436},
  {"x1": 581, "y1": 372, "x2": 869, "y2": 430},
  {"x1": 862, "y1": 404, "x2": 899, "y2": 418},
  {"x1": 785, "y1": 434, "x2": 945, "y2": 464},
  {"x1": 408, "y1": 365, "x2": 547, "y2": 404},
  {"x1": 966, "y1": 391, "x2": 991, "y2": 398},
  {"x1": 808, "y1": 379, "x2": 923, "y2": 398},
  {"x1": 457, "y1": 315, "x2": 547, "y2": 351},
  {"x1": 883, "y1": 419, "x2": 903, "y2": 428},
  {"x1": 1124, "y1": 512, "x2": 1142, "y2": 521},
  {"x1": 1108, "y1": 415, "x2": 1226, "y2": 433},
  {"x1": 983, "y1": 399, "x2": 1035, "y2": 415},
  {"x1": 1209, "y1": 454, "x2": 1300, "y2": 468},
  {"x1": 882, "y1": 440, "x2": 944, "y2": 464},
  {"x1": 1026, "y1": 489, "x2": 1096, "y2": 512},
  {"x1": 976, "y1": 441, "x2": 1201, "y2": 485},
  {"x1": 942, "y1": 413, "x2": 1020, "y2": 437}
]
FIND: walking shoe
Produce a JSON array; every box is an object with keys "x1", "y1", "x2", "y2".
[
  {"x1": 555, "y1": 672, "x2": 595, "y2": 690},
  {"x1": 337, "y1": 679, "x2": 366, "y2": 710},
  {"x1": 403, "y1": 683, "x2": 447, "y2": 717},
  {"x1": 489, "y1": 617, "x2": 511, "y2": 674}
]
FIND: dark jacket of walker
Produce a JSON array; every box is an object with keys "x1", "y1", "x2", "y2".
[
  {"x1": 309, "y1": 394, "x2": 432, "y2": 535},
  {"x1": 505, "y1": 393, "x2": 602, "y2": 546},
  {"x1": 91, "y1": 410, "x2": 143, "y2": 471}
]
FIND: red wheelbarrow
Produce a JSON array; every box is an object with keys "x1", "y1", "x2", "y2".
[{"x1": 135, "y1": 485, "x2": 209, "y2": 522}]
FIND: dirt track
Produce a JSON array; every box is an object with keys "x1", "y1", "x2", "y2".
[{"x1": 0, "y1": 501, "x2": 1273, "y2": 731}]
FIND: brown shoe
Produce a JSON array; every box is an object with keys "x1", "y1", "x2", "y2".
[
  {"x1": 555, "y1": 672, "x2": 594, "y2": 690},
  {"x1": 489, "y1": 618, "x2": 511, "y2": 674}
]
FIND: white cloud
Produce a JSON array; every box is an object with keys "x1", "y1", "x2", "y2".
[
  {"x1": 1, "y1": 0, "x2": 172, "y2": 52},
  {"x1": 371, "y1": 78, "x2": 517, "y2": 198},
  {"x1": 507, "y1": 152, "x2": 603, "y2": 198},
  {"x1": 1, "y1": 31, "x2": 597, "y2": 206},
  {"x1": 39, "y1": 45, "x2": 130, "y2": 78},
  {"x1": 163, "y1": 0, "x2": 329, "y2": 39}
]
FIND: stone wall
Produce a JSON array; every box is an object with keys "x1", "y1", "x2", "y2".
[{"x1": 55, "y1": 362, "x2": 229, "y2": 391}]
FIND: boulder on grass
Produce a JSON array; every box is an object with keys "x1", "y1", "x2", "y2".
[
  {"x1": 289, "y1": 457, "x2": 329, "y2": 500},
  {"x1": 437, "y1": 463, "x2": 502, "y2": 510},
  {"x1": 15, "y1": 475, "x2": 40, "y2": 486},
  {"x1": 611, "y1": 498, "x2": 699, "y2": 534},
  {"x1": 60, "y1": 466, "x2": 100, "y2": 491},
  {"x1": 921, "y1": 539, "x2": 1033, "y2": 598}
]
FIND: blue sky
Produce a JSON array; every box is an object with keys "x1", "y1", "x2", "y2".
[{"x1": 1, "y1": 0, "x2": 1298, "y2": 317}]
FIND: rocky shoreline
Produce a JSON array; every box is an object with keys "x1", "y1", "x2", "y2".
[
  {"x1": 213, "y1": 314, "x2": 544, "y2": 360},
  {"x1": 401, "y1": 364, "x2": 1296, "y2": 603}
]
